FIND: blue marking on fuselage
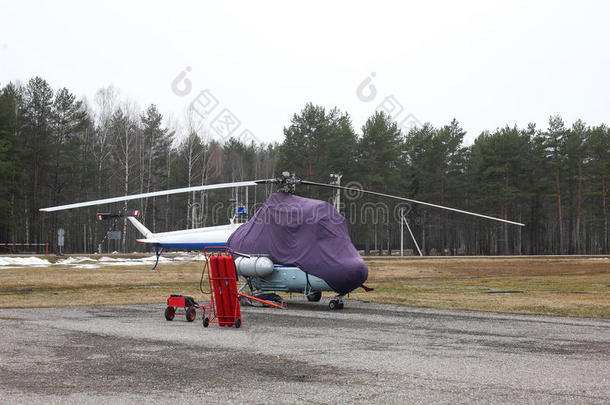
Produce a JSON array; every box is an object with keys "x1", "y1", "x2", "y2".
[{"x1": 153, "y1": 242, "x2": 228, "y2": 250}]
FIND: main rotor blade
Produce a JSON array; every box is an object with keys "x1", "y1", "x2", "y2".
[
  {"x1": 301, "y1": 180, "x2": 525, "y2": 227},
  {"x1": 40, "y1": 180, "x2": 268, "y2": 212}
]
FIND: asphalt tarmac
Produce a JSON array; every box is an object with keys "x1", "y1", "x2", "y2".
[{"x1": 0, "y1": 300, "x2": 608, "y2": 404}]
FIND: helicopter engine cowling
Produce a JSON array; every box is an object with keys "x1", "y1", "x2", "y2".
[{"x1": 234, "y1": 256, "x2": 274, "y2": 278}]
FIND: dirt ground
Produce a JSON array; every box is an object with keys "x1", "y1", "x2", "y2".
[
  {"x1": 2, "y1": 302, "x2": 609, "y2": 403},
  {"x1": 0, "y1": 254, "x2": 608, "y2": 317}
]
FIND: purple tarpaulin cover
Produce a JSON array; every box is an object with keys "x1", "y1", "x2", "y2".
[{"x1": 227, "y1": 192, "x2": 368, "y2": 295}]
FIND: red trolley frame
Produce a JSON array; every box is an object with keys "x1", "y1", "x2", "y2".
[{"x1": 202, "y1": 247, "x2": 243, "y2": 328}]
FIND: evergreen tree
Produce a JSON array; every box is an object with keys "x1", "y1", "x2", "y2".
[
  {"x1": 404, "y1": 120, "x2": 466, "y2": 254},
  {"x1": 565, "y1": 120, "x2": 588, "y2": 253},
  {"x1": 279, "y1": 103, "x2": 358, "y2": 194},
  {"x1": 0, "y1": 85, "x2": 25, "y2": 239},
  {"x1": 543, "y1": 115, "x2": 568, "y2": 254},
  {"x1": 586, "y1": 125, "x2": 609, "y2": 253},
  {"x1": 140, "y1": 104, "x2": 173, "y2": 232},
  {"x1": 468, "y1": 126, "x2": 531, "y2": 254},
  {"x1": 356, "y1": 111, "x2": 404, "y2": 254},
  {"x1": 22, "y1": 77, "x2": 54, "y2": 242}
]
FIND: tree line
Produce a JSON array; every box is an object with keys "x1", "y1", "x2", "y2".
[
  {"x1": 0, "y1": 77, "x2": 608, "y2": 255},
  {"x1": 0, "y1": 77, "x2": 278, "y2": 253},
  {"x1": 279, "y1": 105, "x2": 609, "y2": 255}
]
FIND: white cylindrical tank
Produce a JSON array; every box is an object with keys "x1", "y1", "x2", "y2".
[{"x1": 234, "y1": 256, "x2": 274, "y2": 278}]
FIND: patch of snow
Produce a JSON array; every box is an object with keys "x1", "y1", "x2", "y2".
[
  {"x1": 73, "y1": 264, "x2": 101, "y2": 269},
  {"x1": 0, "y1": 257, "x2": 51, "y2": 267},
  {"x1": 97, "y1": 256, "x2": 172, "y2": 266},
  {"x1": 0, "y1": 251, "x2": 206, "y2": 269},
  {"x1": 173, "y1": 252, "x2": 204, "y2": 261},
  {"x1": 56, "y1": 257, "x2": 96, "y2": 265},
  {"x1": 191, "y1": 253, "x2": 207, "y2": 261}
]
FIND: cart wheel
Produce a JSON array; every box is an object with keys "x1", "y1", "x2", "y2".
[
  {"x1": 165, "y1": 306, "x2": 175, "y2": 321},
  {"x1": 235, "y1": 318, "x2": 241, "y2": 328},
  {"x1": 186, "y1": 307, "x2": 196, "y2": 322},
  {"x1": 329, "y1": 300, "x2": 337, "y2": 310},
  {"x1": 203, "y1": 317, "x2": 209, "y2": 328}
]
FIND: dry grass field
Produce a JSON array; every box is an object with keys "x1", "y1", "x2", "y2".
[
  {"x1": 350, "y1": 256, "x2": 610, "y2": 318},
  {"x1": 0, "y1": 254, "x2": 608, "y2": 317}
]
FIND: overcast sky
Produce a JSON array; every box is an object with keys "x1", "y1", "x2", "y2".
[{"x1": 1, "y1": 0, "x2": 609, "y2": 145}]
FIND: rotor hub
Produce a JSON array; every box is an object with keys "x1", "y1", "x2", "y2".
[{"x1": 277, "y1": 172, "x2": 299, "y2": 193}]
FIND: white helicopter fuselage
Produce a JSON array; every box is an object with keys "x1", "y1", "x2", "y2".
[{"x1": 133, "y1": 219, "x2": 243, "y2": 250}]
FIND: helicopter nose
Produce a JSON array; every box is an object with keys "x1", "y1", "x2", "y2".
[{"x1": 323, "y1": 256, "x2": 369, "y2": 296}]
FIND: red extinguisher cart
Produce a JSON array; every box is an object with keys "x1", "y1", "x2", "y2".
[
  {"x1": 202, "y1": 247, "x2": 242, "y2": 328},
  {"x1": 201, "y1": 247, "x2": 286, "y2": 328}
]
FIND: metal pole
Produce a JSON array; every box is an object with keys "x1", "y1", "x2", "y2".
[
  {"x1": 400, "y1": 208, "x2": 404, "y2": 256},
  {"x1": 404, "y1": 216, "x2": 423, "y2": 256}
]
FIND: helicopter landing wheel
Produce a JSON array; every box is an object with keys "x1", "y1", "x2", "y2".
[
  {"x1": 337, "y1": 302, "x2": 344, "y2": 310},
  {"x1": 329, "y1": 300, "x2": 338, "y2": 310},
  {"x1": 307, "y1": 291, "x2": 322, "y2": 302},
  {"x1": 235, "y1": 318, "x2": 241, "y2": 328}
]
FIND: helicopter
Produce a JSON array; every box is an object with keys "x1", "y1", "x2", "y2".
[{"x1": 40, "y1": 172, "x2": 524, "y2": 310}]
